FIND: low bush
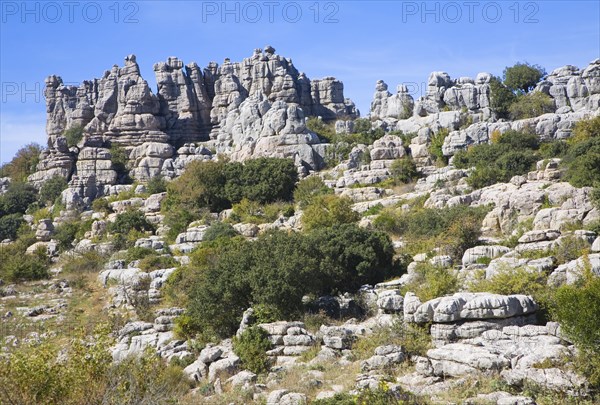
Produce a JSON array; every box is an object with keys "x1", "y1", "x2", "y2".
[
  {"x1": 0, "y1": 182, "x2": 38, "y2": 216},
  {"x1": 301, "y1": 194, "x2": 360, "y2": 230},
  {"x1": 230, "y1": 199, "x2": 294, "y2": 224},
  {"x1": 294, "y1": 176, "x2": 333, "y2": 209},
  {"x1": 203, "y1": 221, "x2": 239, "y2": 241},
  {"x1": 390, "y1": 157, "x2": 418, "y2": 184},
  {"x1": 0, "y1": 245, "x2": 49, "y2": 282},
  {"x1": 232, "y1": 326, "x2": 273, "y2": 374},
  {"x1": 0, "y1": 213, "x2": 24, "y2": 240},
  {"x1": 182, "y1": 224, "x2": 395, "y2": 338},
  {"x1": 64, "y1": 125, "x2": 84, "y2": 147},
  {"x1": 108, "y1": 210, "x2": 154, "y2": 235},
  {"x1": 138, "y1": 255, "x2": 178, "y2": 272},
  {"x1": 509, "y1": 92, "x2": 555, "y2": 120},
  {"x1": 401, "y1": 263, "x2": 459, "y2": 302},
  {"x1": 38, "y1": 176, "x2": 68, "y2": 206},
  {"x1": 145, "y1": 175, "x2": 167, "y2": 194}
]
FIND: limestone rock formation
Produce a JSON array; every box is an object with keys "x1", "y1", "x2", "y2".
[{"x1": 30, "y1": 47, "x2": 358, "y2": 205}]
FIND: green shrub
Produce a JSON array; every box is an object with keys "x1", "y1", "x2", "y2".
[
  {"x1": 0, "y1": 213, "x2": 24, "y2": 240},
  {"x1": 53, "y1": 221, "x2": 81, "y2": 251},
  {"x1": 145, "y1": 175, "x2": 167, "y2": 194},
  {"x1": 490, "y1": 76, "x2": 517, "y2": 119},
  {"x1": 552, "y1": 269, "x2": 600, "y2": 389},
  {"x1": 390, "y1": 157, "x2": 418, "y2": 184},
  {"x1": 0, "y1": 143, "x2": 42, "y2": 182},
  {"x1": 306, "y1": 116, "x2": 336, "y2": 142},
  {"x1": 64, "y1": 125, "x2": 84, "y2": 147},
  {"x1": 562, "y1": 138, "x2": 600, "y2": 187},
  {"x1": 428, "y1": 128, "x2": 449, "y2": 164},
  {"x1": 402, "y1": 263, "x2": 459, "y2": 302},
  {"x1": 509, "y1": 92, "x2": 555, "y2": 120},
  {"x1": 503, "y1": 62, "x2": 546, "y2": 94},
  {"x1": 109, "y1": 144, "x2": 132, "y2": 183},
  {"x1": 571, "y1": 115, "x2": 600, "y2": 144},
  {"x1": 108, "y1": 210, "x2": 154, "y2": 235},
  {"x1": 61, "y1": 251, "x2": 106, "y2": 274},
  {"x1": 294, "y1": 176, "x2": 333, "y2": 208},
  {"x1": 301, "y1": 194, "x2": 360, "y2": 230},
  {"x1": 91, "y1": 197, "x2": 112, "y2": 214},
  {"x1": 232, "y1": 326, "x2": 273, "y2": 374},
  {"x1": 183, "y1": 225, "x2": 395, "y2": 338},
  {"x1": 138, "y1": 255, "x2": 178, "y2": 272},
  {"x1": 203, "y1": 221, "x2": 239, "y2": 242},
  {"x1": 0, "y1": 182, "x2": 38, "y2": 216},
  {"x1": 38, "y1": 176, "x2": 68, "y2": 206},
  {"x1": 0, "y1": 246, "x2": 49, "y2": 281},
  {"x1": 125, "y1": 246, "x2": 156, "y2": 262},
  {"x1": 352, "y1": 321, "x2": 431, "y2": 361},
  {"x1": 230, "y1": 199, "x2": 294, "y2": 224},
  {"x1": 454, "y1": 130, "x2": 540, "y2": 188}
]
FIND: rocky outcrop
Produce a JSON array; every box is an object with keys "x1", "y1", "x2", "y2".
[{"x1": 30, "y1": 47, "x2": 358, "y2": 203}]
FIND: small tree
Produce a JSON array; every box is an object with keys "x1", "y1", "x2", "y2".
[
  {"x1": 503, "y1": 62, "x2": 546, "y2": 94},
  {"x1": 489, "y1": 76, "x2": 517, "y2": 119},
  {"x1": 0, "y1": 143, "x2": 42, "y2": 182},
  {"x1": 509, "y1": 92, "x2": 555, "y2": 120},
  {"x1": 232, "y1": 327, "x2": 273, "y2": 374},
  {"x1": 390, "y1": 157, "x2": 418, "y2": 184},
  {"x1": 38, "y1": 176, "x2": 68, "y2": 206}
]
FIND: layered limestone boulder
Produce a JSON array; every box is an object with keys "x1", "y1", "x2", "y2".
[{"x1": 30, "y1": 47, "x2": 358, "y2": 201}]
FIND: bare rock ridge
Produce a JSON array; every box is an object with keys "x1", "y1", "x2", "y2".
[{"x1": 29, "y1": 46, "x2": 358, "y2": 206}]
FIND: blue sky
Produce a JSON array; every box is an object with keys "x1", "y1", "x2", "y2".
[{"x1": 1, "y1": 0, "x2": 599, "y2": 163}]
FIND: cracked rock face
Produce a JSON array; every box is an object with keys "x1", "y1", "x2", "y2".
[{"x1": 31, "y1": 47, "x2": 358, "y2": 203}]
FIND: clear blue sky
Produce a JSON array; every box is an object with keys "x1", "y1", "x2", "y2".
[{"x1": 1, "y1": 0, "x2": 599, "y2": 163}]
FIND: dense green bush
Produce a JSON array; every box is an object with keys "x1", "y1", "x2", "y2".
[
  {"x1": 428, "y1": 128, "x2": 449, "y2": 164},
  {"x1": 230, "y1": 199, "x2": 294, "y2": 224},
  {"x1": 0, "y1": 245, "x2": 49, "y2": 281},
  {"x1": 293, "y1": 176, "x2": 333, "y2": 208},
  {"x1": 0, "y1": 143, "x2": 42, "y2": 182},
  {"x1": 552, "y1": 269, "x2": 600, "y2": 389},
  {"x1": 509, "y1": 92, "x2": 555, "y2": 120},
  {"x1": 109, "y1": 144, "x2": 132, "y2": 183},
  {"x1": 453, "y1": 130, "x2": 540, "y2": 188},
  {"x1": 181, "y1": 224, "x2": 395, "y2": 338},
  {"x1": 401, "y1": 263, "x2": 459, "y2": 302},
  {"x1": 390, "y1": 157, "x2": 418, "y2": 184},
  {"x1": 64, "y1": 125, "x2": 84, "y2": 147},
  {"x1": 203, "y1": 221, "x2": 239, "y2": 241},
  {"x1": 108, "y1": 210, "x2": 154, "y2": 235},
  {"x1": 562, "y1": 136, "x2": 600, "y2": 188},
  {"x1": 0, "y1": 213, "x2": 24, "y2": 240},
  {"x1": 145, "y1": 175, "x2": 167, "y2": 194},
  {"x1": 53, "y1": 221, "x2": 81, "y2": 251},
  {"x1": 0, "y1": 182, "x2": 38, "y2": 216},
  {"x1": 232, "y1": 326, "x2": 273, "y2": 374},
  {"x1": 301, "y1": 194, "x2": 360, "y2": 230},
  {"x1": 38, "y1": 176, "x2": 68, "y2": 206},
  {"x1": 489, "y1": 76, "x2": 517, "y2": 119},
  {"x1": 503, "y1": 62, "x2": 546, "y2": 94},
  {"x1": 165, "y1": 158, "x2": 298, "y2": 219}
]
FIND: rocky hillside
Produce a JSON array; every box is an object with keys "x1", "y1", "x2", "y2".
[{"x1": 1, "y1": 49, "x2": 600, "y2": 404}]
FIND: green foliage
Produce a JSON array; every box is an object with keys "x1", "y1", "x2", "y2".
[
  {"x1": 230, "y1": 199, "x2": 294, "y2": 224},
  {"x1": 145, "y1": 175, "x2": 167, "y2": 194},
  {"x1": 489, "y1": 76, "x2": 517, "y2": 119},
  {"x1": 402, "y1": 263, "x2": 459, "y2": 302},
  {"x1": 64, "y1": 125, "x2": 84, "y2": 147},
  {"x1": 0, "y1": 245, "x2": 50, "y2": 282},
  {"x1": 0, "y1": 328, "x2": 188, "y2": 405},
  {"x1": 352, "y1": 321, "x2": 431, "y2": 360},
  {"x1": 109, "y1": 144, "x2": 132, "y2": 183},
  {"x1": 0, "y1": 213, "x2": 24, "y2": 240},
  {"x1": 38, "y1": 176, "x2": 68, "y2": 206},
  {"x1": 138, "y1": 254, "x2": 178, "y2": 272},
  {"x1": 232, "y1": 326, "x2": 273, "y2": 374},
  {"x1": 0, "y1": 182, "x2": 38, "y2": 216},
  {"x1": 562, "y1": 136, "x2": 600, "y2": 188},
  {"x1": 61, "y1": 251, "x2": 106, "y2": 275},
  {"x1": 509, "y1": 92, "x2": 555, "y2": 120},
  {"x1": 53, "y1": 220, "x2": 81, "y2": 251},
  {"x1": 428, "y1": 128, "x2": 449, "y2": 164},
  {"x1": 294, "y1": 176, "x2": 333, "y2": 208},
  {"x1": 390, "y1": 157, "x2": 418, "y2": 184},
  {"x1": 165, "y1": 158, "x2": 298, "y2": 220},
  {"x1": 182, "y1": 224, "x2": 394, "y2": 338},
  {"x1": 373, "y1": 204, "x2": 488, "y2": 259},
  {"x1": 108, "y1": 209, "x2": 154, "y2": 235},
  {"x1": 454, "y1": 130, "x2": 540, "y2": 189},
  {"x1": 91, "y1": 197, "x2": 112, "y2": 214},
  {"x1": 552, "y1": 269, "x2": 600, "y2": 389},
  {"x1": 306, "y1": 116, "x2": 336, "y2": 142},
  {"x1": 503, "y1": 62, "x2": 546, "y2": 94},
  {"x1": 0, "y1": 143, "x2": 43, "y2": 182},
  {"x1": 571, "y1": 115, "x2": 600, "y2": 144},
  {"x1": 203, "y1": 221, "x2": 239, "y2": 241},
  {"x1": 301, "y1": 194, "x2": 360, "y2": 230}
]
